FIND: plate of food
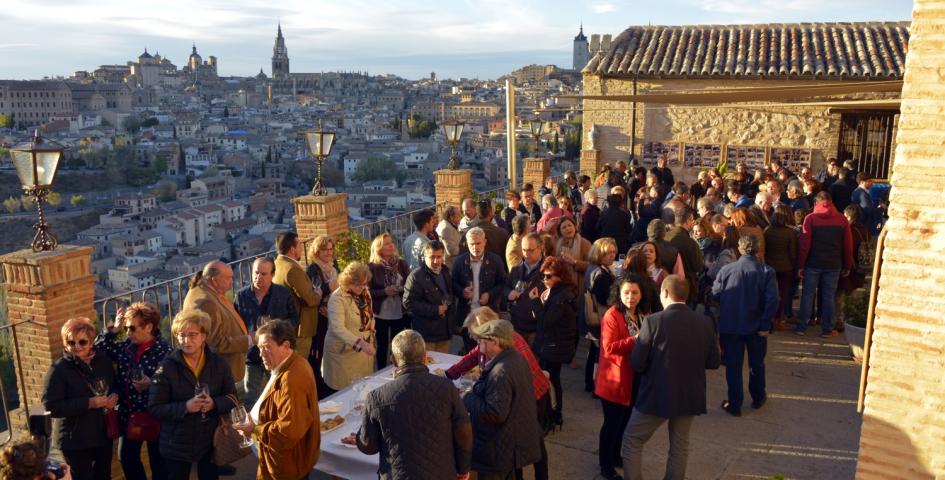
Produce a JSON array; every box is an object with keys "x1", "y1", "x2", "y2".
[
  {"x1": 320, "y1": 415, "x2": 345, "y2": 433},
  {"x1": 340, "y1": 432, "x2": 358, "y2": 448}
]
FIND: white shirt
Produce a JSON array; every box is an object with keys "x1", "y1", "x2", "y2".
[
  {"x1": 470, "y1": 256, "x2": 483, "y2": 309},
  {"x1": 250, "y1": 355, "x2": 290, "y2": 423}
]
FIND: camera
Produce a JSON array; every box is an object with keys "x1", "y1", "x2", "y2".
[{"x1": 45, "y1": 460, "x2": 65, "y2": 479}]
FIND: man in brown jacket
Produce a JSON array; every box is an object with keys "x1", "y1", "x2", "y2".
[
  {"x1": 183, "y1": 260, "x2": 251, "y2": 390},
  {"x1": 272, "y1": 231, "x2": 321, "y2": 360},
  {"x1": 235, "y1": 320, "x2": 320, "y2": 480}
]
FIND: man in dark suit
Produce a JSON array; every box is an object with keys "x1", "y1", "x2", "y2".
[
  {"x1": 452, "y1": 227, "x2": 507, "y2": 352},
  {"x1": 622, "y1": 275, "x2": 721, "y2": 480},
  {"x1": 665, "y1": 208, "x2": 704, "y2": 306}
]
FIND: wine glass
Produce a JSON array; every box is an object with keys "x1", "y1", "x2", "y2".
[
  {"x1": 230, "y1": 405, "x2": 254, "y2": 447},
  {"x1": 131, "y1": 366, "x2": 145, "y2": 383},
  {"x1": 90, "y1": 378, "x2": 109, "y2": 413},
  {"x1": 514, "y1": 281, "x2": 526, "y2": 293},
  {"x1": 194, "y1": 382, "x2": 210, "y2": 421}
]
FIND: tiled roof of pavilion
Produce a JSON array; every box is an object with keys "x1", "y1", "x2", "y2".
[{"x1": 583, "y1": 22, "x2": 910, "y2": 79}]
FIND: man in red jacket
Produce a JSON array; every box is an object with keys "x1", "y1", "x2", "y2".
[{"x1": 795, "y1": 191, "x2": 854, "y2": 338}]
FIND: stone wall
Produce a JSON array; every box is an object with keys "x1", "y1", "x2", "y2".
[
  {"x1": 856, "y1": 1, "x2": 945, "y2": 477},
  {"x1": 582, "y1": 75, "x2": 899, "y2": 182}
]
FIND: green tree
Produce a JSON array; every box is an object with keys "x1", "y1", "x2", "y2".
[
  {"x1": 407, "y1": 116, "x2": 438, "y2": 138},
  {"x1": 564, "y1": 122, "x2": 582, "y2": 160},
  {"x1": 152, "y1": 154, "x2": 169, "y2": 176},
  {"x1": 3, "y1": 197, "x2": 20, "y2": 213},
  {"x1": 153, "y1": 181, "x2": 177, "y2": 202},
  {"x1": 19, "y1": 196, "x2": 32, "y2": 211},
  {"x1": 351, "y1": 157, "x2": 407, "y2": 184},
  {"x1": 124, "y1": 117, "x2": 142, "y2": 133},
  {"x1": 200, "y1": 166, "x2": 220, "y2": 178},
  {"x1": 47, "y1": 191, "x2": 62, "y2": 206},
  {"x1": 0, "y1": 113, "x2": 12, "y2": 128},
  {"x1": 551, "y1": 132, "x2": 560, "y2": 155},
  {"x1": 223, "y1": 106, "x2": 230, "y2": 118},
  {"x1": 70, "y1": 194, "x2": 86, "y2": 207},
  {"x1": 142, "y1": 117, "x2": 159, "y2": 127}
]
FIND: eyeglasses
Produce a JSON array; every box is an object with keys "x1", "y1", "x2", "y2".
[
  {"x1": 124, "y1": 325, "x2": 137, "y2": 333},
  {"x1": 66, "y1": 339, "x2": 90, "y2": 347}
]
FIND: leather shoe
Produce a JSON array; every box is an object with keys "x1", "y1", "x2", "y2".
[
  {"x1": 751, "y1": 397, "x2": 767, "y2": 410},
  {"x1": 600, "y1": 469, "x2": 622, "y2": 480}
]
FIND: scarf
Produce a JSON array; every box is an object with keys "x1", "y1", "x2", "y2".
[
  {"x1": 351, "y1": 289, "x2": 375, "y2": 338},
  {"x1": 313, "y1": 258, "x2": 338, "y2": 284},
  {"x1": 381, "y1": 257, "x2": 399, "y2": 287}
]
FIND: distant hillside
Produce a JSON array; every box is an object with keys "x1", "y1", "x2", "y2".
[{"x1": 0, "y1": 209, "x2": 106, "y2": 256}]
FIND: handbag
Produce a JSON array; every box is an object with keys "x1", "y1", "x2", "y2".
[
  {"x1": 584, "y1": 290, "x2": 601, "y2": 328},
  {"x1": 104, "y1": 408, "x2": 121, "y2": 440},
  {"x1": 212, "y1": 394, "x2": 251, "y2": 466},
  {"x1": 126, "y1": 411, "x2": 160, "y2": 442}
]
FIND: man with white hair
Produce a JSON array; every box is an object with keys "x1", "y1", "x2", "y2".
[
  {"x1": 452, "y1": 227, "x2": 507, "y2": 352},
  {"x1": 357, "y1": 329, "x2": 473, "y2": 479}
]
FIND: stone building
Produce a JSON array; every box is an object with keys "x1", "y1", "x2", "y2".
[
  {"x1": 581, "y1": 22, "x2": 909, "y2": 181},
  {"x1": 0, "y1": 80, "x2": 73, "y2": 126}
]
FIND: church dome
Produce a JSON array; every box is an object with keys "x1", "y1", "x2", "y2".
[{"x1": 139, "y1": 48, "x2": 153, "y2": 59}]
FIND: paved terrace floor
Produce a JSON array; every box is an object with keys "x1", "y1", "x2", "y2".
[{"x1": 232, "y1": 331, "x2": 862, "y2": 480}]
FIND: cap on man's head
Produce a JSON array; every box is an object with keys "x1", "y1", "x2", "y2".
[{"x1": 470, "y1": 319, "x2": 514, "y2": 344}]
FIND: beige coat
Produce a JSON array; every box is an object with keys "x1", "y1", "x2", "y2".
[
  {"x1": 272, "y1": 255, "x2": 320, "y2": 338},
  {"x1": 322, "y1": 288, "x2": 376, "y2": 390},
  {"x1": 556, "y1": 235, "x2": 594, "y2": 279},
  {"x1": 182, "y1": 283, "x2": 249, "y2": 380}
]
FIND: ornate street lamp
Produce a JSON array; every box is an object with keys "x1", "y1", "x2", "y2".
[
  {"x1": 303, "y1": 123, "x2": 335, "y2": 196},
  {"x1": 529, "y1": 116, "x2": 544, "y2": 156},
  {"x1": 9, "y1": 131, "x2": 65, "y2": 251},
  {"x1": 441, "y1": 120, "x2": 464, "y2": 170}
]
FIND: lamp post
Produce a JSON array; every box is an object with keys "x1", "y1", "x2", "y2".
[
  {"x1": 529, "y1": 116, "x2": 544, "y2": 157},
  {"x1": 441, "y1": 120, "x2": 464, "y2": 170},
  {"x1": 303, "y1": 124, "x2": 335, "y2": 196},
  {"x1": 9, "y1": 130, "x2": 64, "y2": 252}
]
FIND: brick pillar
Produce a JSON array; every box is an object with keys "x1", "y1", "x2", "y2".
[
  {"x1": 522, "y1": 157, "x2": 550, "y2": 189},
  {"x1": 580, "y1": 149, "x2": 602, "y2": 177},
  {"x1": 0, "y1": 245, "x2": 96, "y2": 431},
  {"x1": 856, "y1": 2, "x2": 945, "y2": 478},
  {"x1": 435, "y1": 169, "x2": 473, "y2": 217},
  {"x1": 291, "y1": 193, "x2": 349, "y2": 243}
]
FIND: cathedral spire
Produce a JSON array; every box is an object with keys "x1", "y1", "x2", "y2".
[{"x1": 277, "y1": 22, "x2": 283, "y2": 38}]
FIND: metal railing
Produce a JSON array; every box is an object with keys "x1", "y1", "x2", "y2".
[
  {"x1": 0, "y1": 317, "x2": 31, "y2": 446},
  {"x1": 91, "y1": 186, "x2": 510, "y2": 335}
]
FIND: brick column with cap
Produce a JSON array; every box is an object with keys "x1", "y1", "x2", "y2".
[
  {"x1": 291, "y1": 193, "x2": 349, "y2": 244},
  {"x1": 522, "y1": 157, "x2": 550, "y2": 190},
  {"x1": 0, "y1": 245, "x2": 96, "y2": 431},
  {"x1": 435, "y1": 169, "x2": 473, "y2": 217}
]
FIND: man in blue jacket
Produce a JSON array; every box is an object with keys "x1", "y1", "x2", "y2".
[{"x1": 711, "y1": 234, "x2": 779, "y2": 416}]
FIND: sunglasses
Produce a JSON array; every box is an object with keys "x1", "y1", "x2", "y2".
[
  {"x1": 542, "y1": 273, "x2": 555, "y2": 280},
  {"x1": 124, "y1": 325, "x2": 137, "y2": 333},
  {"x1": 67, "y1": 339, "x2": 90, "y2": 347}
]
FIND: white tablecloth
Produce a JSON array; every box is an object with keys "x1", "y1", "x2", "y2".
[{"x1": 314, "y1": 351, "x2": 463, "y2": 480}]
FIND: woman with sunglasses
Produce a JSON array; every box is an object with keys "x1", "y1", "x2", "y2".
[
  {"x1": 528, "y1": 256, "x2": 579, "y2": 428},
  {"x1": 95, "y1": 302, "x2": 171, "y2": 480},
  {"x1": 42, "y1": 317, "x2": 119, "y2": 480}
]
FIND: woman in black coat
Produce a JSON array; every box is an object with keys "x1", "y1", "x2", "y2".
[
  {"x1": 149, "y1": 310, "x2": 237, "y2": 480},
  {"x1": 528, "y1": 256, "x2": 579, "y2": 427},
  {"x1": 43, "y1": 317, "x2": 119, "y2": 480},
  {"x1": 367, "y1": 233, "x2": 412, "y2": 369}
]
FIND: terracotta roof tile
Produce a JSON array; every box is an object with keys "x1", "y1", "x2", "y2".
[{"x1": 584, "y1": 22, "x2": 909, "y2": 79}]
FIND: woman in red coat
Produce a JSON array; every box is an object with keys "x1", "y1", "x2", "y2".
[{"x1": 595, "y1": 275, "x2": 645, "y2": 480}]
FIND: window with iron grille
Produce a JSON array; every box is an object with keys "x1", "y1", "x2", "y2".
[{"x1": 837, "y1": 112, "x2": 898, "y2": 180}]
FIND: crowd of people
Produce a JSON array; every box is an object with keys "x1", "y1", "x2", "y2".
[{"x1": 1, "y1": 155, "x2": 883, "y2": 480}]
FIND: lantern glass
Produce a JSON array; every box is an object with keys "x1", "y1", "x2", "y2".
[
  {"x1": 10, "y1": 143, "x2": 62, "y2": 189},
  {"x1": 305, "y1": 130, "x2": 335, "y2": 157},
  {"x1": 529, "y1": 119, "x2": 544, "y2": 137},
  {"x1": 442, "y1": 122, "x2": 464, "y2": 143}
]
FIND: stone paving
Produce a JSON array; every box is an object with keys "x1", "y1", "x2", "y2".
[{"x1": 234, "y1": 331, "x2": 862, "y2": 480}]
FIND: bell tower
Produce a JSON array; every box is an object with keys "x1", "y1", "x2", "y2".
[{"x1": 272, "y1": 23, "x2": 290, "y2": 80}]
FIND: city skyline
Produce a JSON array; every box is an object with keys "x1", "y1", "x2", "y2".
[{"x1": 2, "y1": 0, "x2": 914, "y2": 81}]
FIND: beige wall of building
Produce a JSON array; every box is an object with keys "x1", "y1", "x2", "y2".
[{"x1": 582, "y1": 75, "x2": 899, "y2": 181}]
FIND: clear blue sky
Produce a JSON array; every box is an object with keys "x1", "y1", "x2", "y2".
[{"x1": 1, "y1": 0, "x2": 914, "y2": 81}]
